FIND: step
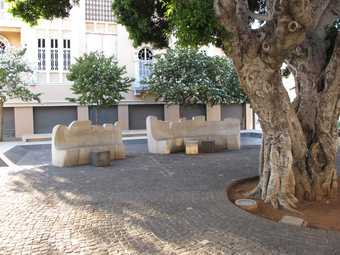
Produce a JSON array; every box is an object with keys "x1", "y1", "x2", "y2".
[
  {"x1": 22, "y1": 134, "x2": 51, "y2": 142},
  {"x1": 22, "y1": 130, "x2": 147, "y2": 143},
  {"x1": 122, "y1": 130, "x2": 147, "y2": 138}
]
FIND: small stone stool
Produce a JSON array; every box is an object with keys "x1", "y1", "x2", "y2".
[
  {"x1": 200, "y1": 140, "x2": 216, "y2": 153},
  {"x1": 185, "y1": 140, "x2": 199, "y2": 155},
  {"x1": 90, "y1": 150, "x2": 111, "y2": 167}
]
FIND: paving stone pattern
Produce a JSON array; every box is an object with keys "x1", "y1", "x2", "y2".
[{"x1": 0, "y1": 140, "x2": 339, "y2": 255}]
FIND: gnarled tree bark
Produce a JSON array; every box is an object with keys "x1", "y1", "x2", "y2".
[
  {"x1": 215, "y1": 0, "x2": 340, "y2": 209},
  {"x1": 0, "y1": 100, "x2": 4, "y2": 142}
]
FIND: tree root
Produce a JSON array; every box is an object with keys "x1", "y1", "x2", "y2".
[
  {"x1": 245, "y1": 184, "x2": 262, "y2": 199},
  {"x1": 245, "y1": 184, "x2": 301, "y2": 214}
]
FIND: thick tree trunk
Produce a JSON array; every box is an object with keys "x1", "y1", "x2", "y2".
[
  {"x1": 294, "y1": 43, "x2": 339, "y2": 203},
  {"x1": 237, "y1": 59, "x2": 306, "y2": 209},
  {"x1": 238, "y1": 54, "x2": 338, "y2": 210},
  {"x1": 0, "y1": 96, "x2": 6, "y2": 142},
  {"x1": 257, "y1": 131, "x2": 298, "y2": 209},
  {"x1": 290, "y1": 36, "x2": 340, "y2": 202},
  {"x1": 0, "y1": 101, "x2": 4, "y2": 142},
  {"x1": 256, "y1": 127, "x2": 338, "y2": 209}
]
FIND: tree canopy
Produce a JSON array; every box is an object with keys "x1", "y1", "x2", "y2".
[
  {"x1": 7, "y1": 0, "x2": 262, "y2": 49},
  {"x1": 112, "y1": 1, "x2": 339, "y2": 56},
  {"x1": 66, "y1": 52, "x2": 132, "y2": 107},
  {"x1": 111, "y1": 0, "x2": 170, "y2": 48},
  {"x1": 146, "y1": 47, "x2": 246, "y2": 105},
  {"x1": 112, "y1": 0, "x2": 229, "y2": 49},
  {"x1": 8, "y1": 0, "x2": 338, "y2": 55},
  {"x1": 6, "y1": 0, "x2": 79, "y2": 25}
]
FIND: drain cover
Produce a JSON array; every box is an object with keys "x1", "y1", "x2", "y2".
[{"x1": 235, "y1": 199, "x2": 258, "y2": 211}]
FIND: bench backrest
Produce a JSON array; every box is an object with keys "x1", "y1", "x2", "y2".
[
  {"x1": 52, "y1": 120, "x2": 122, "y2": 150},
  {"x1": 147, "y1": 116, "x2": 240, "y2": 141}
]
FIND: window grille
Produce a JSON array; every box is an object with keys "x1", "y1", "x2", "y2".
[
  {"x1": 50, "y1": 39, "x2": 58, "y2": 71},
  {"x1": 85, "y1": 0, "x2": 114, "y2": 22},
  {"x1": 63, "y1": 39, "x2": 71, "y2": 70},
  {"x1": 0, "y1": 40, "x2": 6, "y2": 53},
  {"x1": 37, "y1": 38, "x2": 46, "y2": 70},
  {"x1": 138, "y1": 48, "x2": 153, "y2": 85}
]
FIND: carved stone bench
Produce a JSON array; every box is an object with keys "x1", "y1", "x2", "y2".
[
  {"x1": 52, "y1": 121, "x2": 125, "y2": 167},
  {"x1": 147, "y1": 116, "x2": 240, "y2": 154}
]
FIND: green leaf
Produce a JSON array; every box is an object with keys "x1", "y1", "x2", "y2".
[{"x1": 145, "y1": 47, "x2": 246, "y2": 105}]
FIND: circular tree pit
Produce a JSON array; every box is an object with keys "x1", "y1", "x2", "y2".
[{"x1": 227, "y1": 177, "x2": 340, "y2": 231}]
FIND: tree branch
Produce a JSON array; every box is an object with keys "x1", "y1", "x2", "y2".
[
  {"x1": 313, "y1": 0, "x2": 340, "y2": 39},
  {"x1": 319, "y1": 33, "x2": 340, "y2": 124},
  {"x1": 248, "y1": 0, "x2": 277, "y2": 22},
  {"x1": 324, "y1": 33, "x2": 340, "y2": 94},
  {"x1": 288, "y1": 0, "x2": 313, "y2": 29},
  {"x1": 312, "y1": 0, "x2": 332, "y2": 29},
  {"x1": 214, "y1": 0, "x2": 255, "y2": 69},
  {"x1": 214, "y1": 0, "x2": 237, "y2": 33}
]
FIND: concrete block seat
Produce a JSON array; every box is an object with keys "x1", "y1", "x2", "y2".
[
  {"x1": 146, "y1": 116, "x2": 240, "y2": 154},
  {"x1": 52, "y1": 120, "x2": 125, "y2": 167}
]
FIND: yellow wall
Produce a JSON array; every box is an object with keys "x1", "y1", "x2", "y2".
[{"x1": 0, "y1": 31, "x2": 21, "y2": 47}]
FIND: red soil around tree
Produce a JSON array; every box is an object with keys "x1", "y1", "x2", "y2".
[{"x1": 228, "y1": 177, "x2": 340, "y2": 231}]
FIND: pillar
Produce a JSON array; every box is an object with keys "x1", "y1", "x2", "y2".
[
  {"x1": 118, "y1": 104, "x2": 129, "y2": 130},
  {"x1": 206, "y1": 104, "x2": 221, "y2": 121},
  {"x1": 14, "y1": 107, "x2": 34, "y2": 137},
  {"x1": 164, "y1": 104, "x2": 180, "y2": 122},
  {"x1": 245, "y1": 103, "x2": 254, "y2": 130},
  {"x1": 77, "y1": 106, "x2": 89, "y2": 121}
]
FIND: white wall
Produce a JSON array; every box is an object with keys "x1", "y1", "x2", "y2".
[{"x1": 2, "y1": 0, "x2": 143, "y2": 107}]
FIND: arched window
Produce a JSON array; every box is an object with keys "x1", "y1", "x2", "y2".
[
  {"x1": 0, "y1": 35, "x2": 9, "y2": 53},
  {"x1": 137, "y1": 48, "x2": 153, "y2": 86},
  {"x1": 0, "y1": 41, "x2": 6, "y2": 53}
]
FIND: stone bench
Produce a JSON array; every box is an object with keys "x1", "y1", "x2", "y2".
[
  {"x1": 52, "y1": 120, "x2": 125, "y2": 167},
  {"x1": 146, "y1": 116, "x2": 240, "y2": 154}
]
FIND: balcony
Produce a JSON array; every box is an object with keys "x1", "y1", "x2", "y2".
[{"x1": 133, "y1": 82, "x2": 149, "y2": 96}]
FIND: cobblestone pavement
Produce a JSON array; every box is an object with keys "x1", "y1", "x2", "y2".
[{"x1": 0, "y1": 140, "x2": 339, "y2": 255}]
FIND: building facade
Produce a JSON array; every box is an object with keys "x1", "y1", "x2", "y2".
[{"x1": 0, "y1": 0, "x2": 253, "y2": 139}]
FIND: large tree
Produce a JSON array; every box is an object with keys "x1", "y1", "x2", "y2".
[
  {"x1": 112, "y1": 0, "x2": 340, "y2": 210},
  {"x1": 6, "y1": 0, "x2": 79, "y2": 25}
]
